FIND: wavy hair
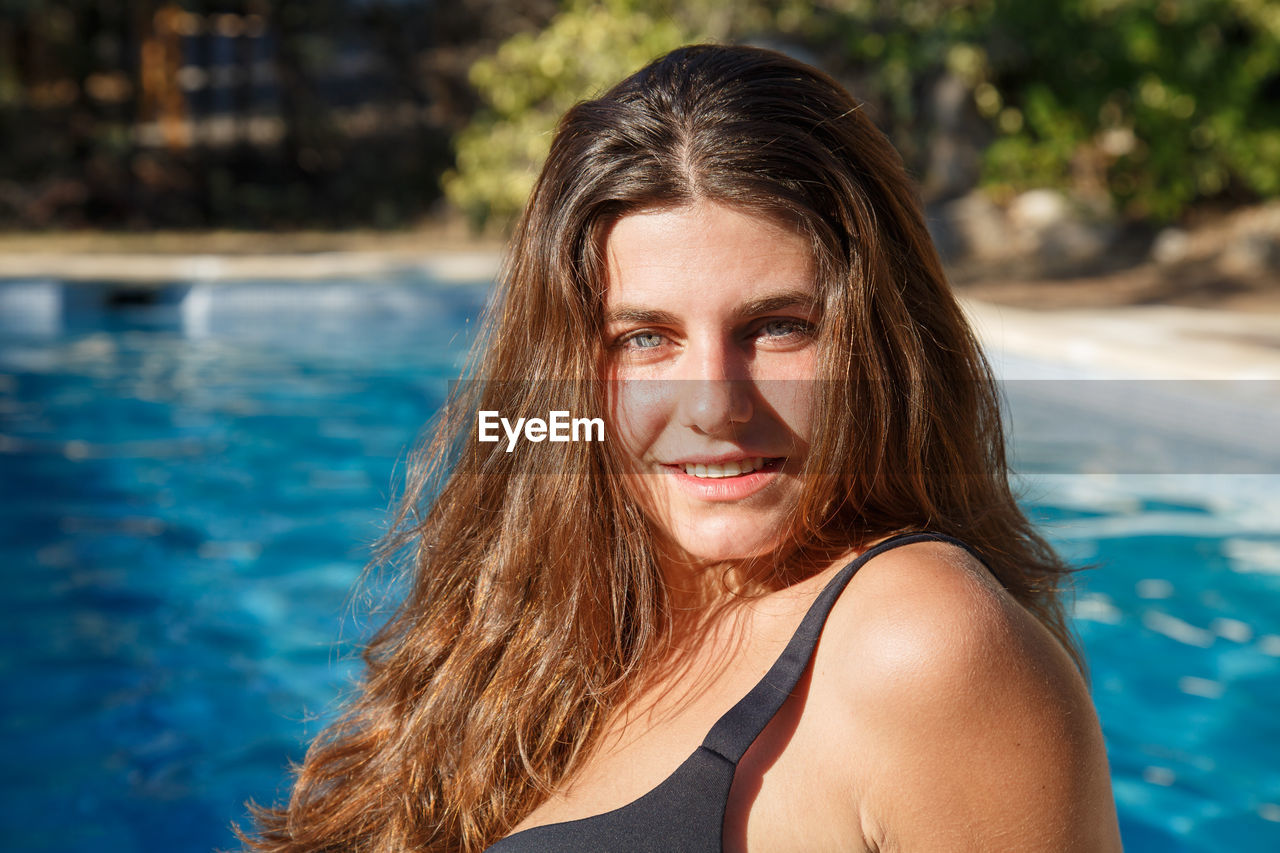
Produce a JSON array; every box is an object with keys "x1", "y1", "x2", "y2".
[{"x1": 242, "y1": 43, "x2": 1082, "y2": 852}]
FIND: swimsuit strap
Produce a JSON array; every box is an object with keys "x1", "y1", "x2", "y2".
[{"x1": 700, "y1": 531, "x2": 983, "y2": 764}]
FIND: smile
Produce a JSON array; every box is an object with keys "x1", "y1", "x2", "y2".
[
  {"x1": 660, "y1": 456, "x2": 785, "y2": 502},
  {"x1": 678, "y1": 457, "x2": 777, "y2": 478},
  {"x1": 665, "y1": 456, "x2": 784, "y2": 478}
]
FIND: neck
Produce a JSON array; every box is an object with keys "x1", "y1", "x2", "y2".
[
  {"x1": 654, "y1": 537, "x2": 851, "y2": 615},
  {"x1": 613, "y1": 557, "x2": 761, "y2": 728},
  {"x1": 657, "y1": 552, "x2": 774, "y2": 619},
  {"x1": 604, "y1": 542, "x2": 862, "y2": 743}
]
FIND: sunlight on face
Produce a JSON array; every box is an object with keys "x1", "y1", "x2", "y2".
[{"x1": 601, "y1": 200, "x2": 819, "y2": 569}]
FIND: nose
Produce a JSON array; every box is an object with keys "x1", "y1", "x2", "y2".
[{"x1": 675, "y1": 339, "x2": 753, "y2": 435}]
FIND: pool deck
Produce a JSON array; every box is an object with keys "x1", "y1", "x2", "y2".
[
  {"x1": 962, "y1": 300, "x2": 1280, "y2": 380},
  {"x1": 2, "y1": 247, "x2": 1278, "y2": 381},
  {"x1": 0, "y1": 247, "x2": 503, "y2": 287}
]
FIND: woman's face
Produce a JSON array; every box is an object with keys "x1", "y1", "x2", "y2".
[{"x1": 602, "y1": 200, "x2": 819, "y2": 568}]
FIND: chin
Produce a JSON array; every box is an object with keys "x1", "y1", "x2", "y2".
[{"x1": 664, "y1": 523, "x2": 785, "y2": 566}]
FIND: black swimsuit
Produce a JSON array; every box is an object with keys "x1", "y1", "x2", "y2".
[{"x1": 486, "y1": 532, "x2": 983, "y2": 852}]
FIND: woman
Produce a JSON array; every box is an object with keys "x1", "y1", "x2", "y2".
[{"x1": 245, "y1": 44, "x2": 1122, "y2": 851}]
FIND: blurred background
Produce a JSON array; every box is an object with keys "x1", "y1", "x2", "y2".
[
  {"x1": 3, "y1": 0, "x2": 1279, "y2": 232},
  {"x1": 2, "y1": 1, "x2": 1279, "y2": 851}
]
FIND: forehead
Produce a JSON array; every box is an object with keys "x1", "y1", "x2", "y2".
[{"x1": 601, "y1": 201, "x2": 814, "y2": 310}]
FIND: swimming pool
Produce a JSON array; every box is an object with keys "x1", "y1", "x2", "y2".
[{"x1": 1, "y1": 275, "x2": 1277, "y2": 851}]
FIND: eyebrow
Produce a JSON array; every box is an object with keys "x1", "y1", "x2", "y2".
[{"x1": 604, "y1": 289, "x2": 819, "y2": 326}]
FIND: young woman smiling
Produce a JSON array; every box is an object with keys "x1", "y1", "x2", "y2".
[{"x1": 244, "y1": 45, "x2": 1122, "y2": 852}]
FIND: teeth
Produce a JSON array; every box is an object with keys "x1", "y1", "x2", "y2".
[{"x1": 682, "y1": 457, "x2": 766, "y2": 478}]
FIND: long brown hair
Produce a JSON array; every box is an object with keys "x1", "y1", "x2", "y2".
[{"x1": 242, "y1": 43, "x2": 1082, "y2": 852}]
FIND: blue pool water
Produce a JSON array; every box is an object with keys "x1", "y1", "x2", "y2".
[{"x1": 1, "y1": 276, "x2": 1278, "y2": 851}]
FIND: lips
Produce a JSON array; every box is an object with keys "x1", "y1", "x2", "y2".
[{"x1": 655, "y1": 455, "x2": 784, "y2": 503}]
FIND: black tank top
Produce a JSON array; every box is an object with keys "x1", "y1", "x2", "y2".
[{"x1": 486, "y1": 532, "x2": 984, "y2": 852}]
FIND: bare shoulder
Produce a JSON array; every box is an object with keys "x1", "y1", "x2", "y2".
[
  {"x1": 823, "y1": 539, "x2": 1048, "y2": 684},
  {"x1": 810, "y1": 539, "x2": 1122, "y2": 852}
]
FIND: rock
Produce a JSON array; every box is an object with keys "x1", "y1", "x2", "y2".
[
  {"x1": 1008, "y1": 189, "x2": 1071, "y2": 232},
  {"x1": 929, "y1": 187, "x2": 1116, "y2": 272},
  {"x1": 1151, "y1": 227, "x2": 1191, "y2": 265},
  {"x1": 1219, "y1": 231, "x2": 1280, "y2": 276},
  {"x1": 930, "y1": 190, "x2": 1017, "y2": 262},
  {"x1": 1008, "y1": 189, "x2": 1116, "y2": 271},
  {"x1": 1036, "y1": 219, "x2": 1115, "y2": 270}
]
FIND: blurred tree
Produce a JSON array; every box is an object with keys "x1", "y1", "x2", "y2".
[
  {"x1": 0, "y1": 0, "x2": 561, "y2": 229},
  {"x1": 445, "y1": 0, "x2": 806, "y2": 229},
  {"x1": 2, "y1": 0, "x2": 1277, "y2": 229},
  {"x1": 448, "y1": 0, "x2": 1280, "y2": 229},
  {"x1": 980, "y1": 0, "x2": 1280, "y2": 220},
  {"x1": 785, "y1": 0, "x2": 1280, "y2": 220},
  {"x1": 443, "y1": 0, "x2": 694, "y2": 229}
]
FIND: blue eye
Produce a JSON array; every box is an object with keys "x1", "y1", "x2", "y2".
[
  {"x1": 759, "y1": 319, "x2": 813, "y2": 338},
  {"x1": 625, "y1": 332, "x2": 664, "y2": 349}
]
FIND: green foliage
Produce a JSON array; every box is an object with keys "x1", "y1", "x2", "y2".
[
  {"x1": 452, "y1": 0, "x2": 1280, "y2": 227},
  {"x1": 787, "y1": 0, "x2": 1280, "y2": 220},
  {"x1": 977, "y1": 0, "x2": 1280, "y2": 219},
  {"x1": 442, "y1": 0, "x2": 699, "y2": 229}
]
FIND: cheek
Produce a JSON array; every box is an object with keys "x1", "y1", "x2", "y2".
[
  {"x1": 756, "y1": 377, "x2": 817, "y2": 443},
  {"x1": 605, "y1": 381, "x2": 676, "y2": 525},
  {"x1": 606, "y1": 379, "x2": 673, "y2": 463}
]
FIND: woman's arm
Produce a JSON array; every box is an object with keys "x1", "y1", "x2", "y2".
[{"x1": 828, "y1": 541, "x2": 1123, "y2": 852}]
